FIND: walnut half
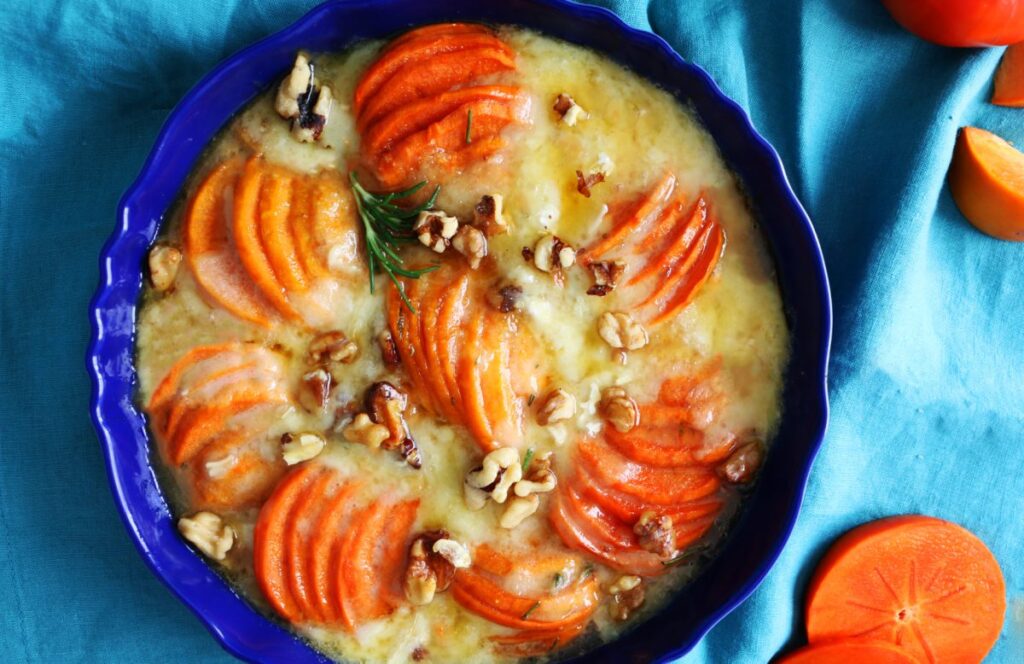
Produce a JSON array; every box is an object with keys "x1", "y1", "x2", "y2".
[
  {"x1": 599, "y1": 386, "x2": 639, "y2": 433},
  {"x1": 403, "y1": 530, "x2": 462, "y2": 606},
  {"x1": 178, "y1": 512, "x2": 234, "y2": 562},
  {"x1": 148, "y1": 244, "x2": 181, "y2": 292},
  {"x1": 598, "y1": 311, "x2": 648, "y2": 351},
  {"x1": 274, "y1": 52, "x2": 333, "y2": 143},
  {"x1": 537, "y1": 389, "x2": 576, "y2": 425},
  {"x1": 464, "y1": 447, "x2": 522, "y2": 509},
  {"x1": 363, "y1": 382, "x2": 421, "y2": 468},
  {"x1": 414, "y1": 210, "x2": 459, "y2": 253}
]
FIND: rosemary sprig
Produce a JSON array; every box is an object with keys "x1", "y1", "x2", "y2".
[
  {"x1": 466, "y1": 109, "x2": 473, "y2": 144},
  {"x1": 521, "y1": 447, "x2": 535, "y2": 473},
  {"x1": 521, "y1": 601, "x2": 540, "y2": 619},
  {"x1": 349, "y1": 172, "x2": 441, "y2": 312}
]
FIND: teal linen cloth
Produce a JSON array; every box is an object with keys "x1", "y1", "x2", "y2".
[{"x1": 1, "y1": 0, "x2": 1021, "y2": 661}]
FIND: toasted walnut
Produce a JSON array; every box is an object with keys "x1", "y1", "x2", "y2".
[
  {"x1": 719, "y1": 440, "x2": 764, "y2": 484},
  {"x1": 464, "y1": 446, "x2": 522, "y2": 509},
  {"x1": 531, "y1": 234, "x2": 576, "y2": 274},
  {"x1": 553, "y1": 93, "x2": 588, "y2": 126},
  {"x1": 362, "y1": 382, "x2": 421, "y2": 468},
  {"x1": 634, "y1": 511, "x2": 676, "y2": 558},
  {"x1": 275, "y1": 52, "x2": 333, "y2": 142},
  {"x1": 281, "y1": 432, "x2": 326, "y2": 466},
  {"x1": 378, "y1": 330, "x2": 400, "y2": 366},
  {"x1": 148, "y1": 244, "x2": 182, "y2": 292},
  {"x1": 204, "y1": 453, "x2": 237, "y2": 479},
  {"x1": 607, "y1": 574, "x2": 642, "y2": 595},
  {"x1": 307, "y1": 330, "x2": 358, "y2": 367},
  {"x1": 473, "y1": 194, "x2": 508, "y2": 236},
  {"x1": 404, "y1": 530, "x2": 457, "y2": 605},
  {"x1": 587, "y1": 260, "x2": 626, "y2": 296},
  {"x1": 598, "y1": 312, "x2": 648, "y2": 351},
  {"x1": 298, "y1": 368, "x2": 332, "y2": 412},
  {"x1": 513, "y1": 451, "x2": 557, "y2": 497},
  {"x1": 414, "y1": 210, "x2": 459, "y2": 253},
  {"x1": 599, "y1": 386, "x2": 639, "y2": 433},
  {"x1": 576, "y1": 169, "x2": 606, "y2": 198},
  {"x1": 432, "y1": 538, "x2": 472, "y2": 569},
  {"x1": 500, "y1": 494, "x2": 540, "y2": 529},
  {"x1": 486, "y1": 281, "x2": 523, "y2": 314},
  {"x1": 341, "y1": 412, "x2": 390, "y2": 449},
  {"x1": 537, "y1": 389, "x2": 576, "y2": 425},
  {"x1": 608, "y1": 578, "x2": 645, "y2": 622},
  {"x1": 452, "y1": 225, "x2": 488, "y2": 269},
  {"x1": 178, "y1": 512, "x2": 234, "y2": 561}
]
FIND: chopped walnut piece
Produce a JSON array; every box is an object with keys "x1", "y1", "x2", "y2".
[
  {"x1": 599, "y1": 386, "x2": 639, "y2": 433},
  {"x1": 486, "y1": 281, "x2": 523, "y2": 313},
  {"x1": 274, "y1": 52, "x2": 333, "y2": 142},
  {"x1": 608, "y1": 577, "x2": 645, "y2": 621},
  {"x1": 531, "y1": 234, "x2": 576, "y2": 274},
  {"x1": 298, "y1": 368, "x2": 332, "y2": 412},
  {"x1": 148, "y1": 244, "x2": 182, "y2": 292},
  {"x1": 280, "y1": 432, "x2": 326, "y2": 466},
  {"x1": 553, "y1": 93, "x2": 587, "y2": 126},
  {"x1": 378, "y1": 330, "x2": 401, "y2": 366},
  {"x1": 500, "y1": 494, "x2": 540, "y2": 529},
  {"x1": 586, "y1": 260, "x2": 626, "y2": 296},
  {"x1": 576, "y1": 169, "x2": 606, "y2": 198},
  {"x1": 364, "y1": 382, "x2": 421, "y2": 468},
  {"x1": 451, "y1": 225, "x2": 488, "y2": 269},
  {"x1": 513, "y1": 451, "x2": 557, "y2": 497},
  {"x1": 634, "y1": 511, "x2": 676, "y2": 558},
  {"x1": 719, "y1": 440, "x2": 764, "y2": 484},
  {"x1": 464, "y1": 446, "x2": 522, "y2": 509},
  {"x1": 597, "y1": 311, "x2": 648, "y2": 351},
  {"x1": 537, "y1": 389, "x2": 576, "y2": 425},
  {"x1": 432, "y1": 538, "x2": 472, "y2": 569},
  {"x1": 178, "y1": 512, "x2": 234, "y2": 561},
  {"x1": 473, "y1": 194, "x2": 508, "y2": 236},
  {"x1": 404, "y1": 530, "x2": 458, "y2": 605},
  {"x1": 414, "y1": 210, "x2": 459, "y2": 253},
  {"x1": 342, "y1": 413, "x2": 390, "y2": 449},
  {"x1": 411, "y1": 647, "x2": 429, "y2": 662},
  {"x1": 307, "y1": 330, "x2": 358, "y2": 367}
]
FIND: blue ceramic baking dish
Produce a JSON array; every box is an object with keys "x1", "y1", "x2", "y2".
[{"x1": 87, "y1": 0, "x2": 831, "y2": 661}]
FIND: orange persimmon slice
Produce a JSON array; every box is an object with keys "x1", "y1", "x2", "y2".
[
  {"x1": 779, "y1": 641, "x2": 920, "y2": 664},
  {"x1": 949, "y1": 126, "x2": 1024, "y2": 241},
  {"x1": 992, "y1": 43, "x2": 1024, "y2": 107},
  {"x1": 806, "y1": 515, "x2": 1006, "y2": 664}
]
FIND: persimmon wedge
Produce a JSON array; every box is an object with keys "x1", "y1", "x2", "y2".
[
  {"x1": 948, "y1": 126, "x2": 1024, "y2": 241},
  {"x1": 805, "y1": 515, "x2": 1005, "y2": 664},
  {"x1": 992, "y1": 43, "x2": 1024, "y2": 107},
  {"x1": 779, "y1": 641, "x2": 920, "y2": 664}
]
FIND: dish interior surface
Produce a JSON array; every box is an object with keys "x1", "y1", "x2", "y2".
[{"x1": 134, "y1": 24, "x2": 789, "y2": 664}]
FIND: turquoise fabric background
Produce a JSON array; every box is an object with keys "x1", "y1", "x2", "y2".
[{"x1": 1, "y1": 0, "x2": 1021, "y2": 661}]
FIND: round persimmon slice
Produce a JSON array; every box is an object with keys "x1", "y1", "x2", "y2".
[
  {"x1": 992, "y1": 43, "x2": 1024, "y2": 108},
  {"x1": 948, "y1": 126, "x2": 1024, "y2": 241},
  {"x1": 779, "y1": 641, "x2": 920, "y2": 664},
  {"x1": 806, "y1": 515, "x2": 1005, "y2": 664}
]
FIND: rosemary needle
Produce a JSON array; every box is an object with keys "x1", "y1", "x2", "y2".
[
  {"x1": 466, "y1": 108, "x2": 473, "y2": 144},
  {"x1": 349, "y1": 172, "x2": 440, "y2": 312}
]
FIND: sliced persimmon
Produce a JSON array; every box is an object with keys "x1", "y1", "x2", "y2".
[
  {"x1": 285, "y1": 470, "x2": 333, "y2": 623},
  {"x1": 253, "y1": 464, "x2": 322, "y2": 624},
  {"x1": 307, "y1": 482, "x2": 361, "y2": 623},
  {"x1": 290, "y1": 177, "x2": 329, "y2": 281},
  {"x1": 453, "y1": 569, "x2": 599, "y2": 632},
  {"x1": 635, "y1": 192, "x2": 689, "y2": 252},
  {"x1": 459, "y1": 308, "x2": 494, "y2": 448},
  {"x1": 480, "y1": 311, "x2": 521, "y2": 446},
  {"x1": 437, "y1": 271, "x2": 471, "y2": 411},
  {"x1": 779, "y1": 641, "x2": 920, "y2": 664},
  {"x1": 374, "y1": 499, "x2": 419, "y2": 609},
  {"x1": 492, "y1": 623, "x2": 586, "y2": 658},
  {"x1": 582, "y1": 173, "x2": 676, "y2": 262},
  {"x1": 949, "y1": 126, "x2": 1024, "y2": 241},
  {"x1": 356, "y1": 47, "x2": 516, "y2": 130},
  {"x1": 604, "y1": 425, "x2": 705, "y2": 468},
  {"x1": 578, "y1": 440, "x2": 720, "y2": 505},
  {"x1": 992, "y1": 42, "x2": 1024, "y2": 107},
  {"x1": 806, "y1": 515, "x2": 1006, "y2": 664},
  {"x1": 344, "y1": 500, "x2": 393, "y2": 622},
  {"x1": 233, "y1": 157, "x2": 303, "y2": 321},
  {"x1": 148, "y1": 342, "x2": 249, "y2": 412},
  {"x1": 354, "y1": 26, "x2": 501, "y2": 110},
  {"x1": 419, "y1": 273, "x2": 456, "y2": 419},
  {"x1": 628, "y1": 197, "x2": 708, "y2": 286},
  {"x1": 191, "y1": 431, "x2": 285, "y2": 510},
  {"x1": 167, "y1": 392, "x2": 285, "y2": 465},
  {"x1": 258, "y1": 167, "x2": 307, "y2": 293},
  {"x1": 363, "y1": 85, "x2": 522, "y2": 157},
  {"x1": 184, "y1": 160, "x2": 277, "y2": 326}
]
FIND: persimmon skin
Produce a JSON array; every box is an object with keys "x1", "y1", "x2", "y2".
[
  {"x1": 992, "y1": 43, "x2": 1024, "y2": 107},
  {"x1": 949, "y1": 126, "x2": 1024, "y2": 241},
  {"x1": 778, "y1": 641, "x2": 920, "y2": 664},
  {"x1": 881, "y1": 0, "x2": 1024, "y2": 47}
]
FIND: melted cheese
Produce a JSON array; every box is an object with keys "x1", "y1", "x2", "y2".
[{"x1": 135, "y1": 27, "x2": 789, "y2": 664}]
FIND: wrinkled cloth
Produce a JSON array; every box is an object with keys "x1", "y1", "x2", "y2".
[{"x1": 1, "y1": 0, "x2": 1021, "y2": 662}]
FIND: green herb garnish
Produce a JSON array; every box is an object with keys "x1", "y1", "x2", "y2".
[
  {"x1": 552, "y1": 571, "x2": 565, "y2": 590},
  {"x1": 521, "y1": 601, "x2": 540, "y2": 619},
  {"x1": 527, "y1": 393, "x2": 536, "y2": 406},
  {"x1": 521, "y1": 447, "x2": 535, "y2": 473},
  {"x1": 580, "y1": 562, "x2": 595, "y2": 580},
  {"x1": 349, "y1": 173, "x2": 441, "y2": 312},
  {"x1": 466, "y1": 109, "x2": 473, "y2": 144}
]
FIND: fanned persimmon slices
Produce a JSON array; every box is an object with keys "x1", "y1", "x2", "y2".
[
  {"x1": 452, "y1": 545, "x2": 600, "y2": 657},
  {"x1": 550, "y1": 366, "x2": 738, "y2": 577},
  {"x1": 184, "y1": 156, "x2": 362, "y2": 327},
  {"x1": 386, "y1": 265, "x2": 540, "y2": 451},
  {"x1": 354, "y1": 23, "x2": 532, "y2": 187},
  {"x1": 146, "y1": 342, "x2": 291, "y2": 510},
  {"x1": 253, "y1": 463, "x2": 420, "y2": 628},
  {"x1": 580, "y1": 173, "x2": 726, "y2": 324}
]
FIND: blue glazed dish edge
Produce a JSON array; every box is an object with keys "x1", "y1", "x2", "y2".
[{"x1": 86, "y1": 1, "x2": 832, "y2": 662}]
